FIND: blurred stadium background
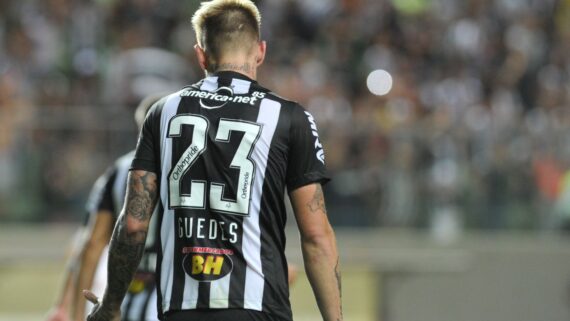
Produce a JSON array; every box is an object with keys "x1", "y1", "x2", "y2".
[{"x1": 1, "y1": 0, "x2": 570, "y2": 320}]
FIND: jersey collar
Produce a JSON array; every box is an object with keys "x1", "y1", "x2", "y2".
[{"x1": 213, "y1": 70, "x2": 256, "y2": 83}]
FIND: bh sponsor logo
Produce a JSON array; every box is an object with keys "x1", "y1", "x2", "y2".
[{"x1": 182, "y1": 247, "x2": 234, "y2": 281}]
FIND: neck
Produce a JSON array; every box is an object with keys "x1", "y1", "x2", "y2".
[{"x1": 208, "y1": 61, "x2": 257, "y2": 80}]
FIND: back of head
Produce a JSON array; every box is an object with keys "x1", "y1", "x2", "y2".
[
  {"x1": 135, "y1": 92, "x2": 167, "y2": 130},
  {"x1": 192, "y1": 0, "x2": 261, "y2": 71}
]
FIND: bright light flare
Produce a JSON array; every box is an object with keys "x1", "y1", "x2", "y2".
[{"x1": 367, "y1": 69, "x2": 393, "y2": 96}]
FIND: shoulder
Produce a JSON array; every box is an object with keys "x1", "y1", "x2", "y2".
[
  {"x1": 255, "y1": 89, "x2": 317, "y2": 136},
  {"x1": 253, "y1": 86, "x2": 309, "y2": 122},
  {"x1": 262, "y1": 91, "x2": 299, "y2": 110}
]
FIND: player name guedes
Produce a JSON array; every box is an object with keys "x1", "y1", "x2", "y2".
[{"x1": 178, "y1": 217, "x2": 239, "y2": 244}]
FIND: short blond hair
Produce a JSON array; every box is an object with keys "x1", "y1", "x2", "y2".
[{"x1": 191, "y1": 0, "x2": 261, "y2": 65}]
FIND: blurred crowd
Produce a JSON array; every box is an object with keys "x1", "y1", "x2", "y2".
[{"x1": 1, "y1": 0, "x2": 570, "y2": 231}]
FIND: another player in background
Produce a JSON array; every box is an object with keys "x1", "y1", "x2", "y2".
[
  {"x1": 85, "y1": 1, "x2": 342, "y2": 321},
  {"x1": 44, "y1": 94, "x2": 163, "y2": 321},
  {"x1": 44, "y1": 93, "x2": 298, "y2": 321},
  {"x1": 44, "y1": 230, "x2": 84, "y2": 321},
  {"x1": 73, "y1": 94, "x2": 164, "y2": 321}
]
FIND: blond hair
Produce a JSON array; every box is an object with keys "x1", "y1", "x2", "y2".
[{"x1": 191, "y1": 0, "x2": 261, "y2": 67}]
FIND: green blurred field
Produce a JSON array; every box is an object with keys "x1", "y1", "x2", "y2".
[
  {"x1": 0, "y1": 261, "x2": 377, "y2": 321},
  {"x1": 0, "y1": 262, "x2": 63, "y2": 321},
  {"x1": 4, "y1": 225, "x2": 570, "y2": 321}
]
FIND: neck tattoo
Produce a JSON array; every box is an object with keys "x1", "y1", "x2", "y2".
[{"x1": 214, "y1": 63, "x2": 253, "y2": 74}]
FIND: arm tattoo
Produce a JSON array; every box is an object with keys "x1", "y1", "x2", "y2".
[
  {"x1": 126, "y1": 171, "x2": 158, "y2": 221},
  {"x1": 102, "y1": 220, "x2": 146, "y2": 311},
  {"x1": 101, "y1": 171, "x2": 158, "y2": 311},
  {"x1": 335, "y1": 257, "x2": 343, "y2": 319},
  {"x1": 307, "y1": 184, "x2": 327, "y2": 214}
]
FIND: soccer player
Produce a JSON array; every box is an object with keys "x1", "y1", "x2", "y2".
[
  {"x1": 85, "y1": 1, "x2": 343, "y2": 321},
  {"x1": 45, "y1": 94, "x2": 163, "y2": 321},
  {"x1": 73, "y1": 94, "x2": 163, "y2": 321},
  {"x1": 44, "y1": 230, "x2": 83, "y2": 321}
]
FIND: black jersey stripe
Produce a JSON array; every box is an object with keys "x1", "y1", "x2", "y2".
[
  {"x1": 155, "y1": 201, "x2": 166, "y2": 321},
  {"x1": 217, "y1": 74, "x2": 233, "y2": 88},
  {"x1": 259, "y1": 180, "x2": 292, "y2": 320},
  {"x1": 112, "y1": 152, "x2": 133, "y2": 218},
  {"x1": 105, "y1": 169, "x2": 118, "y2": 217},
  {"x1": 139, "y1": 285, "x2": 156, "y2": 321},
  {"x1": 169, "y1": 94, "x2": 188, "y2": 311},
  {"x1": 196, "y1": 281, "x2": 210, "y2": 309}
]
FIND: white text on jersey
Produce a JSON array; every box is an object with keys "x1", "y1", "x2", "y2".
[
  {"x1": 304, "y1": 111, "x2": 325, "y2": 164},
  {"x1": 181, "y1": 88, "x2": 261, "y2": 106},
  {"x1": 178, "y1": 217, "x2": 239, "y2": 243}
]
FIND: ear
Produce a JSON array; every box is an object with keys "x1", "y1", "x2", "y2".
[
  {"x1": 255, "y1": 41, "x2": 266, "y2": 67},
  {"x1": 194, "y1": 44, "x2": 208, "y2": 72}
]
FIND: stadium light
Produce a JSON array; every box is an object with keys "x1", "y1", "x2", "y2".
[{"x1": 367, "y1": 69, "x2": 393, "y2": 96}]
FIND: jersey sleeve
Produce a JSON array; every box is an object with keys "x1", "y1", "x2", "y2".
[
  {"x1": 286, "y1": 104, "x2": 331, "y2": 191},
  {"x1": 131, "y1": 98, "x2": 165, "y2": 173},
  {"x1": 84, "y1": 166, "x2": 117, "y2": 225}
]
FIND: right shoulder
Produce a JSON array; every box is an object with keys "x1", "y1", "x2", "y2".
[
  {"x1": 264, "y1": 93, "x2": 310, "y2": 127},
  {"x1": 262, "y1": 88, "x2": 299, "y2": 109}
]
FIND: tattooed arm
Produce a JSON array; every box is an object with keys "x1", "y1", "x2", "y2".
[
  {"x1": 290, "y1": 183, "x2": 342, "y2": 321},
  {"x1": 86, "y1": 170, "x2": 158, "y2": 321}
]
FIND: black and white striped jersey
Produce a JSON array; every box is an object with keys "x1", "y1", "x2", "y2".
[
  {"x1": 85, "y1": 151, "x2": 160, "y2": 321},
  {"x1": 131, "y1": 71, "x2": 329, "y2": 321},
  {"x1": 86, "y1": 151, "x2": 134, "y2": 221}
]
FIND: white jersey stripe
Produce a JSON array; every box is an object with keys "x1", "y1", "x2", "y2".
[
  {"x1": 126, "y1": 289, "x2": 147, "y2": 320},
  {"x1": 180, "y1": 275, "x2": 199, "y2": 309},
  {"x1": 208, "y1": 274, "x2": 231, "y2": 308},
  {"x1": 200, "y1": 76, "x2": 219, "y2": 91},
  {"x1": 159, "y1": 92, "x2": 182, "y2": 312},
  {"x1": 177, "y1": 77, "x2": 223, "y2": 309},
  {"x1": 231, "y1": 78, "x2": 252, "y2": 94},
  {"x1": 145, "y1": 288, "x2": 158, "y2": 321},
  {"x1": 243, "y1": 99, "x2": 281, "y2": 310}
]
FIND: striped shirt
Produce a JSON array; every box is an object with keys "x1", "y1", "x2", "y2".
[
  {"x1": 85, "y1": 151, "x2": 160, "y2": 321},
  {"x1": 131, "y1": 71, "x2": 329, "y2": 321}
]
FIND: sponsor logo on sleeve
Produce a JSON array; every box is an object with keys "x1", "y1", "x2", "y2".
[{"x1": 304, "y1": 111, "x2": 325, "y2": 164}]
